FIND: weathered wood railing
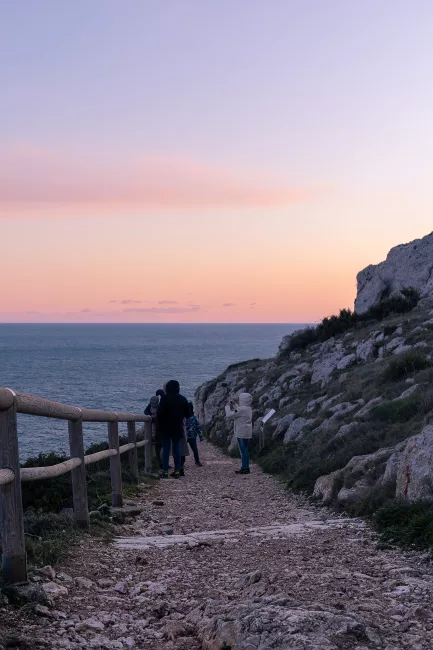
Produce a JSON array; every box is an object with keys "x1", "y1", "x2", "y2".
[{"x1": 0, "y1": 387, "x2": 153, "y2": 584}]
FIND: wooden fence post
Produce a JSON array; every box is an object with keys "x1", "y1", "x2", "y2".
[
  {"x1": 68, "y1": 415, "x2": 89, "y2": 528},
  {"x1": 127, "y1": 421, "x2": 138, "y2": 482},
  {"x1": 0, "y1": 391, "x2": 27, "y2": 583},
  {"x1": 108, "y1": 418, "x2": 123, "y2": 507},
  {"x1": 144, "y1": 420, "x2": 153, "y2": 475}
]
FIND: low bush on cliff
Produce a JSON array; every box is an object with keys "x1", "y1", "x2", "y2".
[
  {"x1": 371, "y1": 397, "x2": 421, "y2": 424},
  {"x1": 383, "y1": 350, "x2": 429, "y2": 381},
  {"x1": 343, "y1": 482, "x2": 396, "y2": 519},
  {"x1": 256, "y1": 412, "x2": 423, "y2": 495},
  {"x1": 283, "y1": 288, "x2": 420, "y2": 353},
  {"x1": 317, "y1": 308, "x2": 357, "y2": 340},
  {"x1": 367, "y1": 287, "x2": 420, "y2": 320},
  {"x1": 258, "y1": 443, "x2": 297, "y2": 475},
  {"x1": 285, "y1": 326, "x2": 318, "y2": 351}
]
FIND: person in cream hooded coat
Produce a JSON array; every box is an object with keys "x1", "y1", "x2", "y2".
[{"x1": 225, "y1": 393, "x2": 253, "y2": 474}]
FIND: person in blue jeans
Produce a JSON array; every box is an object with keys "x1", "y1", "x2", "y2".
[
  {"x1": 225, "y1": 393, "x2": 253, "y2": 475},
  {"x1": 185, "y1": 402, "x2": 204, "y2": 466},
  {"x1": 157, "y1": 379, "x2": 190, "y2": 479}
]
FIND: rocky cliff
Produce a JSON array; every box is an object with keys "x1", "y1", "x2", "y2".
[
  {"x1": 196, "y1": 234, "x2": 433, "y2": 514},
  {"x1": 355, "y1": 230, "x2": 433, "y2": 314}
]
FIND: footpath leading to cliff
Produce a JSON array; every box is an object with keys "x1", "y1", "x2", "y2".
[{"x1": 7, "y1": 444, "x2": 433, "y2": 650}]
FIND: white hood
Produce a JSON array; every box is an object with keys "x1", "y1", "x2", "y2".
[{"x1": 238, "y1": 393, "x2": 252, "y2": 407}]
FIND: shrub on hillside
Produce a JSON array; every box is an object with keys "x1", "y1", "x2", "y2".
[
  {"x1": 282, "y1": 287, "x2": 420, "y2": 354},
  {"x1": 258, "y1": 443, "x2": 297, "y2": 475},
  {"x1": 286, "y1": 326, "x2": 318, "y2": 351},
  {"x1": 23, "y1": 511, "x2": 110, "y2": 566},
  {"x1": 366, "y1": 287, "x2": 420, "y2": 321},
  {"x1": 343, "y1": 482, "x2": 396, "y2": 518},
  {"x1": 21, "y1": 453, "x2": 73, "y2": 512},
  {"x1": 383, "y1": 350, "x2": 429, "y2": 381},
  {"x1": 371, "y1": 396, "x2": 421, "y2": 424},
  {"x1": 375, "y1": 500, "x2": 433, "y2": 548},
  {"x1": 316, "y1": 309, "x2": 357, "y2": 341},
  {"x1": 21, "y1": 435, "x2": 145, "y2": 513}
]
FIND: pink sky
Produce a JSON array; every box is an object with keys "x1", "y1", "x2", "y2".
[{"x1": 2, "y1": 2, "x2": 433, "y2": 323}]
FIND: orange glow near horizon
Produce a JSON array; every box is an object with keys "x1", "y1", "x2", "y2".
[{"x1": 2, "y1": 150, "x2": 433, "y2": 324}]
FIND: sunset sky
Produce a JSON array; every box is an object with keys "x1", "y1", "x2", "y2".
[{"x1": 2, "y1": 1, "x2": 433, "y2": 323}]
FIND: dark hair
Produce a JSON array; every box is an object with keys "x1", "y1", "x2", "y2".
[
  {"x1": 165, "y1": 380, "x2": 180, "y2": 395},
  {"x1": 156, "y1": 389, "x2": 165, "y2": 397},
  {"x1": 188, "y1": 401, "x2": 194, "y2": 415}
]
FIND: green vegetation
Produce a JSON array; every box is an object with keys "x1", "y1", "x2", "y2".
[
  {"x1": 5, "y1": 435, "x2": 153, "y2": 571},
  {"x1": 371, "y1": 397, "x2": 421, "y2": 424},
  {"x1": 382, "y1": 349, "x2": 429, "y2": 381},
  {"x1": 24, "y1": 512, "x2": 111, "y2": 567},
  {"x1": 207, "y1": 301, "x2": 433, "y2": 550},
  {"x1": 21, "y1": 435, "x2": 146, "y2": 513},
  {"x1": 285, "y1": 326, "x2": 318, "y2": 352},
  {"x1": 283, "y1": 288, "x2": 420, "y2": 354},
  {"x1": 375, "y1": 500, "x2": 433, "y2": 548}
]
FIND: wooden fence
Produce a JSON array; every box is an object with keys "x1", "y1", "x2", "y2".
[{"x1": 0, "y1": 387, "x2": 153, "y2": 584}]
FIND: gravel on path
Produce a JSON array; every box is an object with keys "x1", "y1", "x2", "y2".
[{"x1": 2, "y1": 443, "x2": 433, "y2": 650}]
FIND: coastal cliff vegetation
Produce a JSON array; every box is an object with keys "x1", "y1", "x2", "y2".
[{"x1": 196, "y1": 289, "x2": 433, "y2": 549}]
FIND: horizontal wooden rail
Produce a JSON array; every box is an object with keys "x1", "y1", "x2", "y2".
[
  {"x1": 118, "y1": 442, "x2": 136, "y2": 454},
  {"x1": 21, "y1": 458, "x2": 82, "y2": 482},
  {"x1": 0, "y1": 388, "x2": 152, "y2": 424},
  {"x1": 0, "y1": 387, "x2": 155, "y2": 584},
  {"x1": 84, "y1": 448, "x2": 117, "y2": 465},
  {"x1": 15, "y1": 393, "x2": 82, "y2": 420},
  {"x1": 18, "y1": 442, "x2": 150, "y2": 481}
]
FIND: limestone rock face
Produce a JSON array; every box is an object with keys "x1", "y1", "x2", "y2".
[
  {"x1": 355, "y1": 231, "x2": 433, "y2": 314},
  {"x1": 396, "y1": 424, "x2": 433, "y2": 501},
  {"x1": 313, "y1": 470, "x2": 342, "y2": 504},
  {"x1": 356, "y1": 338, "x2": 376, "y2": 362},
  {"x1": 314, "y1": 444, "x2": 404, "y2": 506},
  {"x1": 197, "y1": 594, "x2": 381, "y2": 650},
  {"x1": 311, "y1": 341, "x2": 345, "y2": 386},
  {"x1": 283, "y1": 417, "x2": 313, "y2": 444}
]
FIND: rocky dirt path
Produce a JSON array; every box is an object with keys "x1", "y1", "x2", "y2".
[{"x1": 6, "y1": 444, "x2": 433, "y2": 650}]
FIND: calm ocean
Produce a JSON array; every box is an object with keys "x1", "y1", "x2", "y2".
[{"x1": 0, "y1": 323, "x2": 302, "y2": 459}]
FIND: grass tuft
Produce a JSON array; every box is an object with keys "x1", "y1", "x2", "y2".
[
  {"x1": 382, "y1": 350, "x2": 429, "y2": 381},
  {"x1": 375, "y1": 500, "x2": 433, "y2": 548}
]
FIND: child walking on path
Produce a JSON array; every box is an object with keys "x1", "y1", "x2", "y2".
[
  {"x1": 186, "y1": 402, "x2": 204, "y2": 466},
  {"x1": 225, "y1": 393, "x2": 253, "y2": 475}
]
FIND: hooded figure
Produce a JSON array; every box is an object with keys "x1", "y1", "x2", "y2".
[
  {"x1": 144, "y1": 392, "x2": 163, "y2": 468},
  {"x1": 149, "y1": 395, "x2": 160, "y2": 416},
  {"x1": 144, "y1": 389, "x2": 165, "y2": 416},
  {"x1": 225, "y1": 393, "x2": 253, "y2": 475},
  {"x1": 157, "y1": 380, "x2": 190, "y2": 478}
]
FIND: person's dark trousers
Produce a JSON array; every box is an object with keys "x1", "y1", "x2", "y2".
[
  {"x1": 155, "y1": 443, "x2": 163, "y2": 469},
  {"x1": 237, "y1": 438, "x2": 250, "y2": 470},
  {"x1": 162, "y1": 438, "x2": 181, "y2": 472},
  {"x1": 187, "y1": 437, "x2": 200, "y2": 464}
]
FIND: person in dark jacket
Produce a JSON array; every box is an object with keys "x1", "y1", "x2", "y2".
[
  {"x1": 157, "y1": 380, "x2": 190, "y2": 478},
  {"x1": 185, "y1": 401, "x2": 204, "y2": 466}
]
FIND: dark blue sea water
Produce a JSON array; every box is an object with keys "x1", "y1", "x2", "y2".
[{"x1": 0, "y1": 324, "x2": 302, "y2": 459}]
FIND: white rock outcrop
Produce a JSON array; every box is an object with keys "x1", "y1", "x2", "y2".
[
  {"x1": 283, "y1": 417, "x2": 313, "y2": 444},
  {"x1": 355, "y1": 230, "x2": 433, "y2": 314}
]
